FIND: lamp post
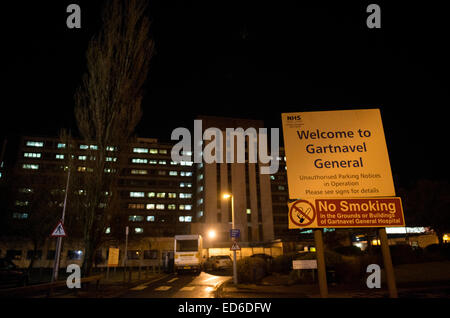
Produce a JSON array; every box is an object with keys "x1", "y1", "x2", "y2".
[{"x1": 223, "y1": 193, "x2": 237, "y2": 285}]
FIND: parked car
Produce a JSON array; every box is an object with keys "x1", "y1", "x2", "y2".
[
  {"x1": 204, "y1": 255, "x2": 232, "y2": 271},
  {"x1": 0, "y1": 258, "x2": 28, "y2": 288}
]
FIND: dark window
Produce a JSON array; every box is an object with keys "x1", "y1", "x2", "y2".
[
  {"x1": 6, "y1": 250, "x2": 22, "y2": 260},
  {"x1": 176, "y1": 240, "x2": 198, "y2": 252},
  {"x1": 143, "y1": 250, "x2": 158, "y2": 260},
  {"x1": 26, "y1": 250, "x2": 42, "y2": 260}
]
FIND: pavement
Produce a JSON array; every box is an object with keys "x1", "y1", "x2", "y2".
[{"x1": 217, "y1": 272, "x2": 450, "y2": 298}]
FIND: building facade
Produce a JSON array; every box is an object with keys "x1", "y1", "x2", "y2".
[
  {"x1": 7, "y1": 135, "x2": 195, "y2": 238},
  {"x1": 192, "y1": 116, "x2": 275, "y2": 248}
]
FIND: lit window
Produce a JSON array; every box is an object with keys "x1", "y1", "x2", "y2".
[
  {"x1": 18, "y1": 188, "x2": 33, "y2": 194},
  {"x1": 170, "y1": 161, "x2": 178, "y2": 165},
  {"x1": 246, "y1": 209, "x2": 252, "y2": 215},
  {"x1": 147, "y1": 192, "x2": 155, "y2": 198},
  {"x1": 12, "y1": 212, "x2": 29, "y2": 219},
  {"x1": 133, "y1": 147, "x2": 148, "y2": 153},
  {"x1": 180, "y1": 171, "x2": 193, "y2": 177},
  {"x1": 179, "y1": 205, "x2": 192, "y2": 210},
  {"x1": 90, "y1": 145, "x2": 98, "y2": 150},
  {"x1": 79, "y1": 145, "x2": 88, "y2": 150},
  {"x1": 26, "y1": 141, "x2": 43, "y2": 147},
  {"x1": 131, "y1": 169, "x2": 147, "y2": 175},
  {"x1": 56, "y1": 154, "x2": 64, "y2": 160},
  {"x1": 78, "y1": 155, "x2": 87, "y2": 161},
  {"x1": 278, "y1": 185, "x2": 285, "y2": 191},
  {"x1": 106, "y1": 157, "x2": 117, "y2": 162},
  {"x1": 158, "y1": 160, "x2": 167, "y2": 165},
  {"x1": 168, "y1": 204, "x2": 176, "y2": 210},
  {"x1": 146, "y1": 216, "x2": 155, "y2": 222},
  {"x1": 179, "y1": 183, "x2": 192, "y2": 188},
  {"x1": 197, "y1": 198, "x2": 203, "y2": 205},
  {"x1": 106, "y1": 146, "x2": 116, "y2": 151},
  {"x1": 129, "y1": 215, "x2": 144, "y2": 222},
  {"x1": 149, "y1": 160, "x2": 157, "y2": 165},
  {"x1": 105, "y1": 227, "x2": 111, "y2": 234},
  {"x1": 169, "y1": 171, "x2": 178, "y2": 176},
  {"x1": 156, "y1": 204, "x2": 164, "y2": 210},
  {"x1": 156, "y1": 192, "x2": 166, "y2": 198},
  {"x1": 15, "y1": 200, "x2": 29, "y2": 206},
  {"x1": 180, "y1": 193, "x2": 192, "y2": 199},
  {"x1": 132, "y1": 158, "x2": 147, "y2": 164},
  {"x1": 57, "y1": 143, "x2": 66, "y2": 149},
  {"x1": 22, "y1": 164, "x2": 39, "y2": 170},
  {"x1": 146, "y1": 204, "x2": 155, "y2": 210},
  {"x1": 180, "y1": 161, "x2": 193, "y2": 166},
  {"x1": 77, "y1": 166, "x2": 87, "y2": 172},
  {"x1": 130, "y1": 192, "x2": 145, "y2": 198},
  {"x1": 179, "y1": 216, "x2": 192, "y2": 222},
  {"x1": 24, "y1": 152, "x2": 41, "y2": 158},
  {"x1": 128, "y1": 203, "x2": 145, "y2": 209},
  {"x1": 159, "y1": 149, "x2": 168, "y2": 154},
  {"x1": 149, "y1": 149, "x2": 158, "y2": 154},
  {"x1": 168, "y1": 193, "x2": 177, "y2": 198},
  {"x1": 135, "y1": 228, "x2": 144, "y2": 234}
]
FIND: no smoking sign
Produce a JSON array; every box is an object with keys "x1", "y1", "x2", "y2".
[{"x1": 289, "y1": 199, "x2": 316, "y2": 227}]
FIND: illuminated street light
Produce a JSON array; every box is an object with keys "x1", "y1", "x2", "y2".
[{"x1": 207, "y1": 229, "x2": 217, "y2": 239}]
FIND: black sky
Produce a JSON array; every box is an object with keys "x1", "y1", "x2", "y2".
[{"x1": 2, "y1": 0, "x2": 449, "y2": 183}]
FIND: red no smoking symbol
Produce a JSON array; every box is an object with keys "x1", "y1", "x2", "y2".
[{"x1": 289, "y1": 200, "x2": 316, "y2": 227}]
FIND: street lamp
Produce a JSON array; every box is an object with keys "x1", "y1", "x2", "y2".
[
  {"x1": 207, "y1": 229, "x2": 217, "y2": 240},
  {"x1": 222, "y1": 192, "x2": 237, "y2": 285}
]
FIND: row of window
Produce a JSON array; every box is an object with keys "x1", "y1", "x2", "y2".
[
  {"x1": 128, "y1": 203, "x2": 192, "y2": 210},
  {"x1": 128, "y1": 215, "x2": 192, "y2": 223},
  {"x1": 130, "y1": 192, "x2": 192, "y2": 199},
  {"x1": 26, "y1": 141, "x2": 175, "y2": 155},
  {"x1": 129, "y1": 187, "x2": 192, "y2": 198}
]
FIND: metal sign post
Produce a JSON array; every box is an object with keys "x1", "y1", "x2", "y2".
[
  {"x1": 313, "y1": 229, "x2": 328, "y2": 298},
  {"x1": 378, "y1": 227, "x2": 398, "y2": 298},
  {"x1": 51, "y1": 168, "x2": 70, "y2": 283}
]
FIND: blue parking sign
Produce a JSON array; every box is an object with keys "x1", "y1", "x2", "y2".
[{"x1": 230, "y1": 229, "x2": 240, "y2": 238}]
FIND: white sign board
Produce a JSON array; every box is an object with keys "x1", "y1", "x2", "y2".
[
  {"x1": 281, "y1": 109, "x2": 395, "y2": 199},
  {"x1": 292, "y1": 259, "x2": 318, "y2": 270}
]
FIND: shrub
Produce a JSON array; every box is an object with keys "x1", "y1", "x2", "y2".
[
  {"x1": 424, "y1": 243, "x2": 450, "y2": 261},
  {"x1": 389, "y1": 244, "x2": 420, "y2": 265},
  {"x1": 333, "y1": 245, "x2": 363, "y2": 256},
  {"x1": 272, "y1": 253, "x2": 296, "y2": 273},
  {"x1": 237, "y1": 257, "x2": 267, "y2": 283}
]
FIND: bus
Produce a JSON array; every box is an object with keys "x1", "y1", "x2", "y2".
[{"x1": 174, "y1": 235, "x2": 203, "y2": 274}]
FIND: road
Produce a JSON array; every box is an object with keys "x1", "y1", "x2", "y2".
[{"x1": 121, "y1": 271, "x2": 231, "y2": 298}]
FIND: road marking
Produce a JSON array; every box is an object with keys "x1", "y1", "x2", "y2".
[
  {"x1": 167, "y1": 277, "x2": 179, "y2": 283},
  {"x1": 179, "y1": 286, "x2": 195, "y2": 291},
  {"x1": 130, "y1": 284, "x2": 148, "y2": 291},
  {"x1": 155, "y1": 285, "x2": 172, "y2": 291}
]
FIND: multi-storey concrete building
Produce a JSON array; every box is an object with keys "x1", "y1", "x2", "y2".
[
  {"x1": 8, "y1": 135, "x2": 195, "y2": 238},
  {"x1": 191, "y1": 116, "x2": 275, "y2": 248}
]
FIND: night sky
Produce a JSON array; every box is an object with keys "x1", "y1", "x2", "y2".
[{"x1": 2, "y1": 0, "x2": 449, "y2": 183}]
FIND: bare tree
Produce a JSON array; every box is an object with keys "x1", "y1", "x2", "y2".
[{"x1": 74, "y1": 0, "x2": 154, "y2": 275}]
